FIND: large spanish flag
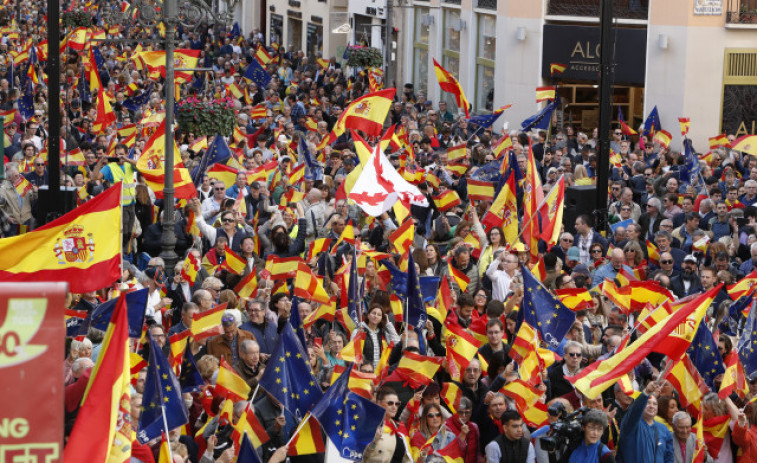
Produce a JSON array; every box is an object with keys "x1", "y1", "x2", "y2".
[
  {"x1": 136, "y1": 120, "x2": 197, "y2": 199},
  {"x1": 433, "y1": 58, "x2": 470, "y2": 117},
  {"x1": 569, "y1": 285, "x2": 720, "y2": 399},
  {"x1": 330, "y1": 88, "x2": 395, "y2": 141},
  {"x1": 138, "y1": 49, "x2": 200, "y2": 83},
  {"x1": 0, "y1": 183, "x2": 122, "y2": 292},
  {"x1": 64, "y1": 294, "x2": 131, "y2": 462}
]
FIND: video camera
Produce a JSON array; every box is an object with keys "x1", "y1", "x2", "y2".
[{"x1": 539, "y1": 407, "x2": 587, "y2": 455}]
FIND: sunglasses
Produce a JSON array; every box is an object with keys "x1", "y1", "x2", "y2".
[
  {"x1": 427, "y1": 413, "x2": 441, "y2": 418},
  {"x1": 562, "y1": 238, "x2": 573, "y2": 243},
  {"x1": 661, "y1": 260, "x2": 673, "y2": 264},
  {"x1": 222, "y1": 218, "x2": 235, "y2": 223},
  {"x1": 384, "y1": 401, "x2": 400, "y2": 406},
  {"x1": 214, "y1": 187, "x2": 225, "y2": 191},
  {"x1": 591, "y1": 249, "x2": 603, "y2": 254},
  {"x1": 566, "y1": 352, "x2": 582, "y2": 358}
]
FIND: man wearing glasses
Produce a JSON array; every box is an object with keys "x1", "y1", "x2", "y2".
[
  {"x1": 200, "y1": 180, "x2": 227, "y2": 220},
  {"x1": 610, "y1": 129, "x2": 623, "y2": 153},
  {"x1": 23, "y1": 156, "x2": 48, "y2": 188},
  {"x1": 548, "y1": 340, "x2": 584, "y2": 403},
  {"x1": 593, "y1": 248, "x2": 633, "y2": 287}
]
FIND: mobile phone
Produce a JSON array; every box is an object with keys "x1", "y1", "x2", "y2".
[
  {"x1": 107, "y1": 156, "x2": 120, "y2": 163},
  {"x1": 314, "y1": 337, "x2": 322, "y2": 348}
]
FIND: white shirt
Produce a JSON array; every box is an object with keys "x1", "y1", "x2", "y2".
[
  {"x1": 146, "y1": 288, "x2": 162, "y2": 325},
  {"x1": 486, "y1": 259, "x2": 513, "y2": 302}
]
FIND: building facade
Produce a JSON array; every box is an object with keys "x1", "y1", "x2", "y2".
[{"x1": 400, "y1": 0, "x2": 757, "y2": 150}]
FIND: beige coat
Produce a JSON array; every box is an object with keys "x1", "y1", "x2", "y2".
[{"x1": 0, "y1": 180, "x2": 36, "y2": 224}]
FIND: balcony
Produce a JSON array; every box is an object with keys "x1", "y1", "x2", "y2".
[
  {"x1": 726, "y1": 0, "x2": 757, "y2": 25},
  {"x1": 476, "y1": 0, "x2": 497, "y2": 10},
  {"x1": 546, "y1": 0, "x2": 649, "y2": 21}
]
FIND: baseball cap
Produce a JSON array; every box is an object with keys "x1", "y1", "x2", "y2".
[
  {"x1": 683, "y1": 255, "x2": 697, "y2": 264},
  {"x1": 566, "y1": 246, "x2": 581, "y2": 262}
]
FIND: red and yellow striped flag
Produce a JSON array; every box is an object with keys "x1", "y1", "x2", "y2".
[
  {"x1": 535, "y1": 86, "x2": 556, "y2": 103},
  {"x1": 216, "y1": 358, "x2": 251, "y2": 401},
  {"x1": 467, "y1": 179, "x2": 495, "y2": 202},
  {"x1": 447, "y1": 144, "x2": 467, "y2": 163},
  {"x1": 447, "y1": 261, "x2": 470, "y2": 292},
  {"x1": 190, "y1": 303, "x2": 226, "y2": 341},
  {"x1": 234, "y1": 271, "x2": 259, "y2": 299},
  {"x1": 265, "y1": 255, "x2": 303, "y2": 280},
  {"x1": 222, "y1": 245, "x2": 246, "y2": 275},
  {"x1": 433, "y1": 190, "x2": 462, "y2": 212},
  {"x1": 396, "y1": 351, "x2": 444, "y2": 388},
  {"x1": 294, "y1": 262, "x2": 331, "y2": 304}
]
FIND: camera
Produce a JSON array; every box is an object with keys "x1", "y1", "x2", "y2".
[{"x1": 539, "y1": 407, "x2": 586, "y2": 455}]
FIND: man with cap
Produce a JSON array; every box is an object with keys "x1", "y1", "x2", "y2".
[
  {"x1": 669, "y1": 255, "x2": 702, "y2": 299},
  {"x1": 206, "y1": 309, "x2": 256, "y2": 366}
]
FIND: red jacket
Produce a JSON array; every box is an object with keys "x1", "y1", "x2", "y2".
[{"x1": 732, "y1": 421, "x2": 757, "y2": 463}]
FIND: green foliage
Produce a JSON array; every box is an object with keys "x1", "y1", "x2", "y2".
[
  {"x1": 176, "y1": 97, "x2": 236, "y2": 137},
  {"x1": 345, "y1": 46, "x2": 383, "y2": 69},
  {"x1": 61, "y1": 11, "x2": 93, "y2": 29}
]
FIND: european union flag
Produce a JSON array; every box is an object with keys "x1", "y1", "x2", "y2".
[
  {"x1": 230, "y1": 22, "x2": 241, "y2": 41},
  {"x1": 191, "y1": 134, "x2": 232, "y2": 185},
  {"x1": 737, "y1": 297, "x2": 757, "y2": 376},
  {"x1": 643, "y1": 106, "x2": 661, "y2": 137},
  {"x1": 521, "y1": 95, "x2": 560, "y2": 132},
  {"x1": 687, "y1": 323, "x2": 725, "y2": 390},
  {"x1": 347, "y1": 247, "x2": 362, "y2": 327},
  {"x1": 179, "y1": 339, "x2": 204, "y2": 393},
  {"x1": 679, "y1": 139, "x2": 700, "y2": 186},
  {"x1": 519, "y1": 265, "x2": 576, "y2": 349},
  {"x1": 78, "y1": 69, "x2": 91, "y2": 103},
  {"x1": 243, "y1": 59, "x2": 271, "y2": 89},
  {"x1": 123, "y1": 85, "x2": 153, "y2": 112},
  {"x1": 310, "y1": 364, "x2": 386, "y2": 461},
  {"x1": 18, "y1": 83, "x2": 34, "y2": 120},
  {"x1": 137, "y1": 332, "x2": 189, "y2": 443},
  {"x1": 720, "y1": 295, "x2": 751, "y2": 336},
  {"x1": 237, "y1": 433, "x2": 263, "y2": 463},
  {"x1": 470, "y1": 159, "x2": 503, "y2": 184},
  {"x1": 406, "y1": 252, "x2": 428, "y2": 329},
  {"x1": 88, "y1": 288, "x2": 148, "y2": 338},
  {"x1": 258, "y1": 324, "x2": 324, "y2": 419},
  {"x1": 289, "y1": 297, "x2": 309, "y2": 352},
  {"x1": 381, "y1": 259, "x2": 408, "y2": 299},
  {"x1": 92, "y1": 46, "x2": 110, "y2": 87},
  {"x1": 298, "y1": 136, "x2": 323, "y2": 181},
  {"x1": 419, "y1": 276, "x2": 440, "y2": 303},
  {"x1": 467, "y1": 108, "x2": 505, "y2": 130}
]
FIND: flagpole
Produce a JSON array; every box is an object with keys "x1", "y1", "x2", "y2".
[
  {"x1": 250, "y1": 383, "x2": 261, "y2": 402},
  {"x1": 160, "y1": 405, "x2": 175, "y2": 462},
  {"x1": 285, "y1": 412, "x2": 313, "y2": 446}
]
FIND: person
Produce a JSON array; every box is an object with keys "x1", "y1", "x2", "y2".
[
  {"x1": 617, "y1": 381, "x2": 674, "y2": 463},
  {"x1": 565, "y1": 409, "x2": 615, "y2": 462},
  {"x1": 206, "y1": 309, "x2": 256, "y2": 365},
  {"x1": 353, "y1": 303, "x2": 401, "y2": 368},
  {"x1": 0, "y1": 162, "x2": 37, "y2": 234},
  {"x1": 91, "y1": 143, "x2": 137, "y2": 248},
  {"x1": 484, "y1": 410, "x2": 535, "y2": 463},
  {"x1": 671, "y1": 411, "x2": 712, "y2": 463},
  {"x1": 477, "y1": 319, "x2": 508, "y2": 365},
  {"x1": 411, "y1": 403, "x2": 458, "y2": 462},
  {"x1": 486, "y1": 250, "x2": 519, "y2": 302},
  {"x1": 548, "y1": 341, "x2": 583, "y2": 402},
  {"x1": 364, "y1": 387, "x2": 412, "y2": 463},
  {"x1": 233, "y1": 339, "x2": 262, "y2": 390},
  {"x1": 446, "y1": 397, "x2": 480, "y2": 463},
  {"x1": 574, "y1": 215, "x2": 608, "y2": 265},
  {"x1": 239, "y1": 298, "x2": 278, "y2": 357}
]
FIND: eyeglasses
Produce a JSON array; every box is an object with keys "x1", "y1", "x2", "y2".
[
  {"x1": 661, "y1": 259, "x2": 674, "y2": 264},
  {"x1": 566, "y1": 352, "x2": 582, "y2": 358},
  {"x1": 35, "y1": 163, "x2": 45, "y2": 166},
  {"x1": 621, "y1": 208, "x2": 631, "y2": 212},
  {"x1": 384, "y1": 401, "x2": 400, "y2": 406},
  {"x1": 562, "y1": 238, "x2": 573, "y2": 243},
  {"x1": 214, "y1": 187, "x2": 225, "y2": 191},
  {"x1": 222, "y1": 218, "x2": 235, "y2": 223},
  {"x1": 475, "y1": 293, "x2": 487, "y2": 298},
  {"x1": 427, "y1": 413, "x2": 441, "y2": 418},
  {"x1": 614, "y1": 132, "x2": 622, "y2": 135},
  {"x1": 591, "y1": 249, "x2": 603, "y2": 254},
  {"x1": 458, "y1": 410, "x2": 472, "y2": 416},
  {"x1": 624, "y1": 249, "x2": 636, "y2": 253}
]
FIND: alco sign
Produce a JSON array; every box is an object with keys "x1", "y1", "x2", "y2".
[{"x1": 542, "y1": 24, "x2": 647, "y2": 85}]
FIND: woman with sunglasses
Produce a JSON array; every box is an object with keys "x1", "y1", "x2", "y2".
[
  {"x1": 411, "y1": 403, "x2": 458, "y2": 463},
  {"x1": 445, "y1": 397, "x2": 479, "y2": 463},
  {"x1": 364, "y1": 388, "x2": 412, "y2": 463}
]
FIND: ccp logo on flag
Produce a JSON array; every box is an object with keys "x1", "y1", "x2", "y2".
[{"x1": 0, "y1": 299, "x2": 48, "y2": 367}]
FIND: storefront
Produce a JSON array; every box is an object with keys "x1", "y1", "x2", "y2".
[
  {"x1": 541, "y1": 24, "x2": 647, "y2": 132},
  {"x1": 722, "y1": 48, "x2": 757, "y2": 136}
]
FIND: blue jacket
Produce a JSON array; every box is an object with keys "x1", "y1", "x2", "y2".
[
  {"x1": 239, "y1": 320, "x2": 279, "y2": 355},
  {"x1": 568, "y1": 441, "x2": 613, "y2": 463},
  {"x1": 618, "y1": 393, "x2": 674, "y2": 463}
]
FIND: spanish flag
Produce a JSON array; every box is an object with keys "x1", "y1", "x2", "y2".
[
  {"x1": 207, "y1": 163, "x2": 239, "y2": 189},
  {"x1": 432, "y1": 58, "x2": 470, "y2": 117},
  {"x1": 232, "y1": 402, "x2": 270, "y2": 449},
  {"x1": 294, "y1": 262, "x2": 331, "y2": 304},
  {"x1": 482, "y1": 171, "x2": 518, "y2": 243},
  {"x1": 136, "y1": 121, "x2": 197, "y2": 199},
  {"x1": 554, "y1": 288, "x2": 593, "y2": 311},
  {"x1": 433, "y1": 190, "x2": 462, "y2": 212},
  {"x1": 0, "y1": 183, "x2": 121, "y2": 292},
  {"x1": 303, "y1": 297, "x2": 336, "y2": 329},
  {"x1": 180, "y1": 252, "x2": 201, "y2": 286},
  {"x1": 395, "y1": 351, "x2": 444, "y2": 388},
  {"x1": 678, "y1": 117, "x2": 691, "y2": 137},
  {"x1": 550, "y1": 63, "x2": 567, "y2": 75},
  {"x1": 235, "y1": 271, "x2": 259, "y2": 299},
  {"x1": 190, "y1": 303, "x2": 226, "y2": 341},
  {"x1": 330, "y1": 88, "x2": 396, "y2": 141},
  {"x1": 467, "y1": 179, "x2": 495, "y2": 202},
  {"x1": 216, "y1": 358, "x2": 251, "y2": 401},
  {"x1": 64, "y1": 294, "x2": 131, "y2": 462},
  {"x1": 447, "y1": 261, "x2": 470, "y2": 292},
  {"x1": 444, "y1": 320, "x2": 482, "y2": 381},
  {"x1": 288, "y1": 414, "x2": 325, "y2": 456},
  {"x1": 389, "y1": 219, "x2": 415, "y2": 258},
  {"x1": 570, "y1": 285, "x2": 720, "y2": 399},
  {"x1": 709, "y1": 134, "x2": 730, "y2": 149},
  {"x1": 492, "y1": 135, "x2": 513, "y2": 159},
  {"x1": 646, "y1": 239, "x2": 660, "y2": 266},
  {"x1": 223, "y1": 245, "x2": 246, "y2": 275},
  {"x1": 441, "y1": 382, "x2": 462, "y2": 413},
  {"x1": 727, "y1": 269, "x2": 757, "y2": 300},
  {"x1": 538, "y1": 176, "x2": 565, "y2": 247},
  {"x1": 251, "y1": 104, "x2": 268, "y2": 120},
  {"x1": 718, "y1": 352, "x2": 750, "y2": 399},
  {"x1": 667, "y1": 355, "x2": 708, "y2": 415},
  {"x1": 265, "y1": 255, "x2": 303, "y2": 280},
  {"x1": 654, "y1": 129, "x2": 672, "y2": 149},
  {"x1": 447, "y1": 144, "x2": 467, "y2": 163},
  {"x1": 535, "y1": 86, "x2": 556, "y2": 103},
  {"x1": 138, "y1": 49, "x2": 200, "y2": 83}
]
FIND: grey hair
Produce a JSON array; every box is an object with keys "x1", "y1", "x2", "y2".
[
  {"x1": 458, "y1": 397, "x2": 473, "y2": 411},
  {"x1": 671, "y1": 411, "x2": 692, "y2": 427},
  {"x1": 240, "y1": 339, "x2": 259, "y2": 354},
  {"x1": 224, "y1": 309, "x2": 242, "y2": 327},
  {"x1": 564, "y1": 340, "x2": 582, "y2": 353},
  {"x1": 581, "y1": 409, "x2": 608, "y2": 428}
]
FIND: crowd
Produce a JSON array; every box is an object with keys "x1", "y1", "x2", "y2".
[{"x1": 2, "y1": 1, "x2": 757, "y2": 463}]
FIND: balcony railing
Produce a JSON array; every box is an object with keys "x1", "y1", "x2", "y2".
[
  {"x1": 547, "y1": 0, "x2": 649, "y2": 20},
  {"x1": 476, "y1": 0, "x2": 497, "y2": 10},
  {"x1": 727, "y1": 0, "x2": 757, "y2": 24}
]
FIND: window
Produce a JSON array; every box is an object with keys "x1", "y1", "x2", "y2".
[
  {"x1": 413, "y1": 7, "x2": 430, "y2": 95},
  {"x1": 475, "y1": 15, "x2": 496, "y2": 112}
]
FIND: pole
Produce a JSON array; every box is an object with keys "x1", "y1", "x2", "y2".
[
  {"x1": 595, "y1": 0, "x2": 614, "y2": 235},
  {"x1": 384, "y1": 2, "x2": 393, "y2": 88},
  {"x1": 47, "y1": 0, "x2": 62, "y2": 218},
  {"x1": 160, "y1": 406, "x2": 175, "y2": 462},
  {"x1": 160, "y1": 0, "x2": 179, "y2": 268}
]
